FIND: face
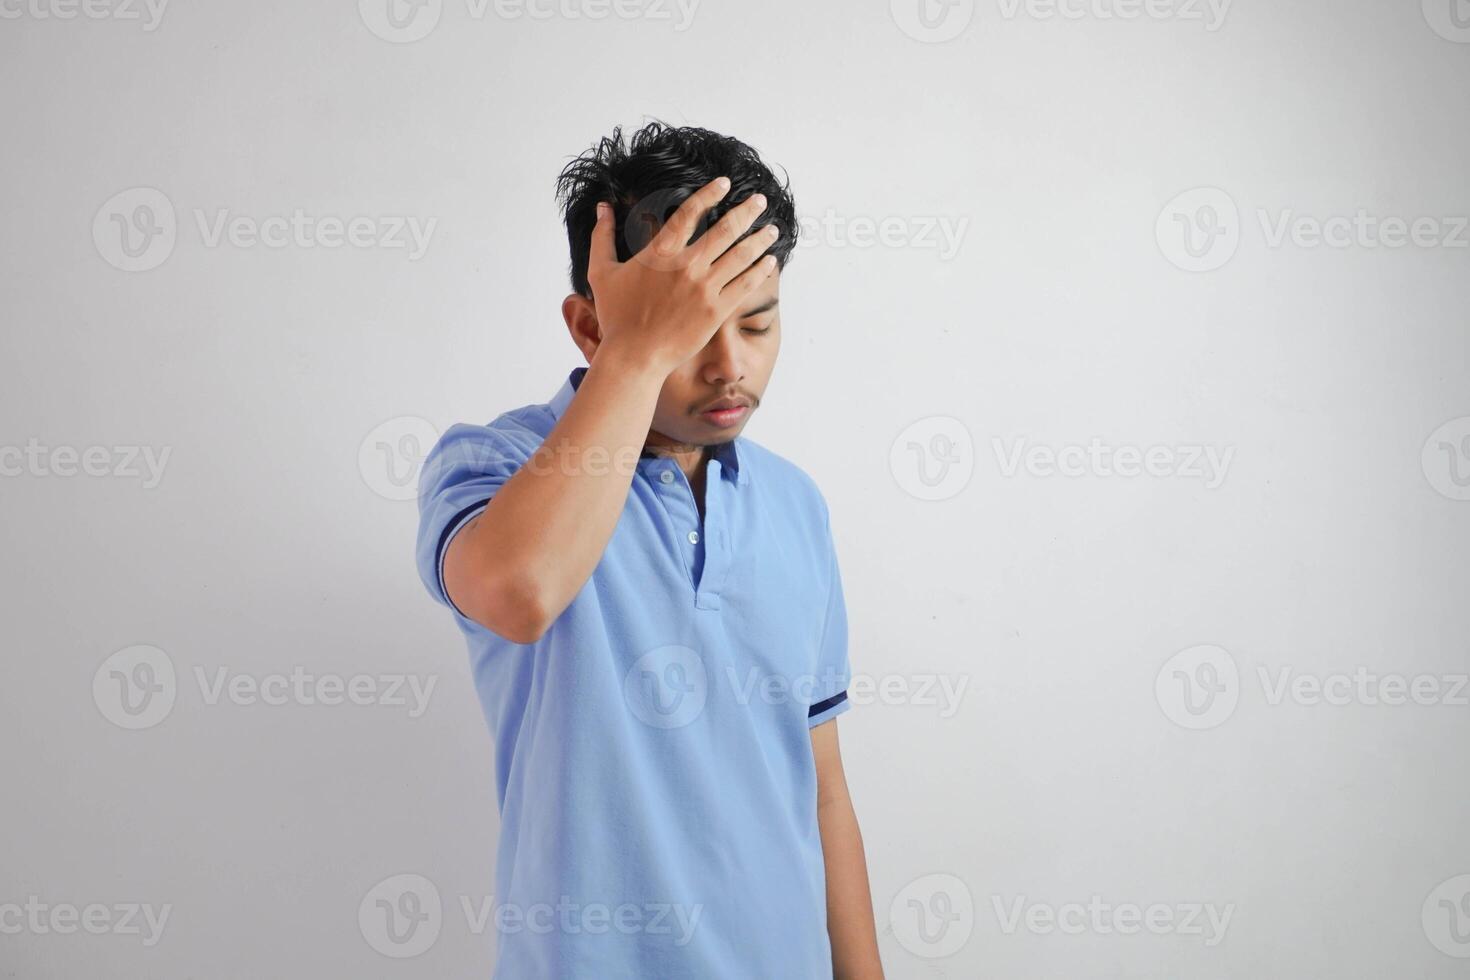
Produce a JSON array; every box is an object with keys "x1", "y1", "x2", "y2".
[{"x1": 645, "y1": 267, "x2": 781, "y2": 453}]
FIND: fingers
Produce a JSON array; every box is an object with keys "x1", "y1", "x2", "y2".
[
  {"x1": 718, "y1": 252, "x2": 778, "y2": 307},
  {"x1": 648, "y1": 176, "x2": 731, "y2": 257},
  {"x1": 708, "y1": 220, "x2": 780, "y2": 288},
  {"x1": 690, "y1": 192, "x2": 768, "y2": 271},
  {"x1": 588, "y1": 200, "x2": 616, "y2": 272}
]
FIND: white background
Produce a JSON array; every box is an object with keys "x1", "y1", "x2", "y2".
[{"x1": 2, "y1": 0, "x2": 1469, "y2": 976}]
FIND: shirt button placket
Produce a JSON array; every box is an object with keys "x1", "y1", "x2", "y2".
[{"x1": 652, "y1": 461, "x2": 702, "y2": 592}]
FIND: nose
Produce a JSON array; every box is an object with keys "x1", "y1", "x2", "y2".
[{"x1": 700, "y1": 323, "x2": 746, "y2": 387}]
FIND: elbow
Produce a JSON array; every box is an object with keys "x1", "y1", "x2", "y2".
[{"x1": 463, "y1": 570, "x2": 553, "y2": 644}]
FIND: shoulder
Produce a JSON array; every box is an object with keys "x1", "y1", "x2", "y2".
[
  {"x1": 417, "y1": 403, "x2": 554, "y2": 499},
  {"x1": 738, "y1": 436, "x2": 833, "y2": 529},
  {"x1": 424, "y1": 404, "x2": 552, "y2": 468}
]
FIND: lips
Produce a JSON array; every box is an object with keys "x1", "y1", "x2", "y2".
[
  {"x1": 701, "y1": 397, "x2": 751, "y2": 412},
  {"x1": 700, "y1": 397, "x2": 752, "y2": 429}
]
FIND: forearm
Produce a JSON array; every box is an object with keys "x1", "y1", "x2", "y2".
[
  {"x1": 443, "y1": 342, "x2": 664, "y2": 639},
  {"x1": 818, "y1": 794, "x2": 884, "y2": 980}
]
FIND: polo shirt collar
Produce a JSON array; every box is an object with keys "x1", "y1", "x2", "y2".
[{"x1": 548, "y1": 366, "x2": 747, "y2": 487}]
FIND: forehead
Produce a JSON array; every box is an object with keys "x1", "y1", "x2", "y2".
[{"x1": 741, "y1": 265, "x2": 782, "y2": 310}]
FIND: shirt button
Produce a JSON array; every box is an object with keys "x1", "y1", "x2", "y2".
[
  {"x1": 659, "y1": 469, "x2": 675, "y2": 484},
  {"x1": 687, "y1": 530, "x2": 700, "y2": 544}
]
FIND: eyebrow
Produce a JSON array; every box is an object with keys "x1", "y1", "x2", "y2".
[{"x1": 740, "y1": 298, "x2": 779, "y2": 319}]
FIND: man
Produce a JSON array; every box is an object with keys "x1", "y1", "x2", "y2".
[{"x1": 415, "y1": 121, "x2": 884, "y2": 979}]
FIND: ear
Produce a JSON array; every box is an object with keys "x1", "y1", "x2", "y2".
[{"x1": 561, "y1": 293, "x2": 601, "y2": 363}]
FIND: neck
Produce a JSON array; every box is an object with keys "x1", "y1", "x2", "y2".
[{"x1": 643, "y1": 434, "x2": 710, "y2": 486}]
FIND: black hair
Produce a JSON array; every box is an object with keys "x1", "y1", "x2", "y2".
[{"x1": 554, "y1": 119, "x2": 799, "y2": 299}]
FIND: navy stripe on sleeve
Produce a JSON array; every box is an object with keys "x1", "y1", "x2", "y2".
[
  {"x1": 808, "y1": 690, "x2": 848, "y2": 718},
  {"x1": 435, "y1": 500, "x2": 490, "y2": 609}
]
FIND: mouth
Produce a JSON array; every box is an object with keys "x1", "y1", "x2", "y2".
[{"x1": 699, "y1": 398, "x2": 752, "y2": 428}]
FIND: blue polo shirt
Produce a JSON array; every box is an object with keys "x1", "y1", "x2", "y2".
[{"x1": 415, "y1": 366, "x2": 853, "y2": 979}]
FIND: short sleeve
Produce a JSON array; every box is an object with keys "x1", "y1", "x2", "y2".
[
  {"x1": 415, "y1": 421, "x2": 538, "y2": 621},
  {"x1": 807, "y1": 505, "x2": 852, "y2": 728}
]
